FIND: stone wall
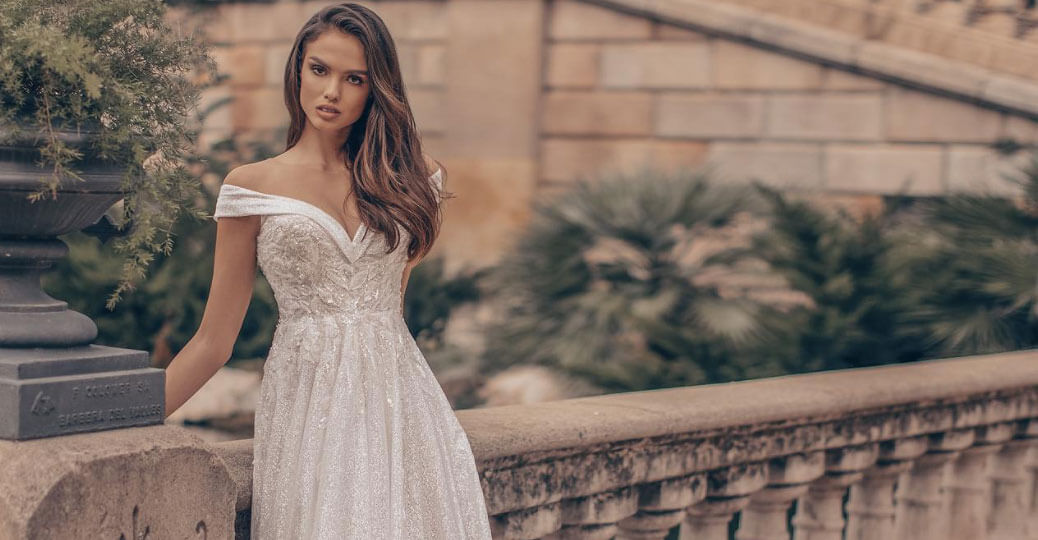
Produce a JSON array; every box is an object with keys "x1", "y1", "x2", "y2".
[
  {"x1": 542, "y1": 0, "x2": 1038, "y2": 199},
  {"x1": 174, "y1": 0, "x2": 1038, "y2": 271}
]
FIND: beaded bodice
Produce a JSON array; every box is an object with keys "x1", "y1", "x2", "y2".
[{"x1": 212, "y1": 168, "x2": 443, "y2": 319}]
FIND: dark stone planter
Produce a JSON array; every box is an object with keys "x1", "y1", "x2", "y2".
[{"x1": 0, "y1": 128, "x2": 165, "y2": 440}]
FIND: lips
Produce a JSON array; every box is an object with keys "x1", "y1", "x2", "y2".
[{"x1": 317, "y1": 105, "x2": 340, "y2": 113}]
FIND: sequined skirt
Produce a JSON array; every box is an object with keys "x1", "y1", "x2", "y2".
[{"x1": 250, "y1": 311, "x2": 493, "y2": 539}]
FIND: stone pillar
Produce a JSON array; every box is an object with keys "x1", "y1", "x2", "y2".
[
  {"x1": 946, "y1": 423, "x2": 1015, "y2": 540},
  {"x1": 846, "y1": 436, "x2": 928, "y2": 540},
  {"x1": 738, "y1": 452, "x2": 825, "y2": 540},
  {"x1": 895, "y1": 429, "x2": 975, "y2": 540},
  {"x1": 490, "y1": 502, "x2": 562, "y2": 539},
  {"x1": 1029, "y1": 444, "x2": 1038, "y2": 538},
  {"x1": 988, "y1": 438, "x2": 1036, "y2": 540},
  {"x1": 0, "y1": 424, "x2": 236, "y2": 539},
  {"x1": 793, "y1": 444, "x2": 879, "y2": 540},
  {"x1": 617, "y1": 474, "x2": 706, "y2": 540},
  {"x1": 681, "y1": 463, "x2": 767, "y2": 540},
  {"x1": 547, "y1": 485, "x2": 639, "y2": 540}
]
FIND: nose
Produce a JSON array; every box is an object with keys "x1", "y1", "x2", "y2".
[{"x1": 323, "y1": 80, "x2": 339, "y2": 102}]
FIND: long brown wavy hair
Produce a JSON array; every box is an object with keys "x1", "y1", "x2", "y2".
[{"x1": 284, "y1": 3, "x2": 446, "y2": 262}]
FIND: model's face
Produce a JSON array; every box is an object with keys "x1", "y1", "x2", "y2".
[{"x1": 299, "y1": 29, "x2": 371, "y2": 135}]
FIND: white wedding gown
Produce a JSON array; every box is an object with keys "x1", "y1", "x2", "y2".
[{"x1": 213, "y1": 168, "x2": 493, "y2": 540}]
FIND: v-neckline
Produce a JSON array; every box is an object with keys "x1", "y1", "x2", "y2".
[{"x1": 227, "y1": 184, "x2": 366, "y2": 243}]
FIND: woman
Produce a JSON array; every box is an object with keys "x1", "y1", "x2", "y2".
[{"x1": 162, "y1": 3, "x2": 493, "y2": 538}]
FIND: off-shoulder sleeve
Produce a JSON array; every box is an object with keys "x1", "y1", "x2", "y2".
[
  {"x1": 212, "y1": 184, "x2": 285, "y2": 221},
  {"x1": 430, "y1": 168, "x2": 444, "y2": 201}
]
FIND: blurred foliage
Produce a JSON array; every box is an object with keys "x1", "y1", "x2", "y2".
[
  {"x1": 905, "y1": 153, "x2": 1038, "y2": 354},
  {"x1": 404, "y1": 256, "x2": 485, "y2": 350},
  {"x1": 748, "y1": 186, "x2": 935, "y2": 372},
  {"x1": 482, "y1": 167, "x2": 783, "y2": 393},
  {"x1": 0, "y1": 0, "x2": 217, "y2": 309},
  {"x1": 483, "y1": 151, "x2": 1038, "y2": 394}
]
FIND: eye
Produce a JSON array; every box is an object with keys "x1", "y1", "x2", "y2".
[
  {"x1": 347, "y1": 74, "x2": 364, "y2": 85},
  {"x1": 310, "y1": 64, "x2": 325, "y2": 75}
]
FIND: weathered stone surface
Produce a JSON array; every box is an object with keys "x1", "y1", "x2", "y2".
[
  {"x1": 825, "y1": 144, "x2": 943, "y2": 195},
  {"x1": 766, "y1": 94, "x2": 883, "y2": 141},
  {"x1": 212, "y1": 44, "x2": 266, "y2": 88},
  {"x1": 559, "y1": 486, "x2": 639, "y2": 525},
  {"x1": 982, "y1": 75, "x2": 1038, "y2": 117},
  {"x1": 854, "y1": 41, "x2": 988, "y2": 98},
  {"x1": 549, "y1": 0, "x2": 652, "y2": 40},
  {"x1": 601, "y1": 43, "x2": 712, "y2": 89},
  {"x1": 408, "y1": 88, "x2": 446, "y2": 133},
  {"x1": 0, "y1": 425, "x2": 235, "y2": 539},
  {"x1": 432, "y1": 158, "x2": 537, "y2": 268},
  {"x1": 231, "y1": 87, "x2": 288, "y2": 130},
  {"x1": 746, "y1": 12, "x2": 860, "y2": 65},
  {"x1": 713, "y1": 39, "x2": 824, "y2": 90},
  {"x1": 885, "y1": 86, "x2": 1002, "y2": 142},
  {"x1": 445, "y1": 0, "x2": 542, "y2": 157},
  {"x1": 656, "y1": 93, "x2": 765, "y2": 138},
  {"x1": 347, "y1": 0, "x2": 449, "y2": 41},
  {"x1": 547, "y1": 44, "x2": 601, "y2": 88},
  {"x1": 491, "y1": 502, "x2": 563, "y2": 539},
  {"x1": 705, "y1": 141, "x2": 823, "y2": 189},
  {"x1": 264, "y1": 43, "x2": 292, "y2": 87},
  {"x1": 543, "y1": 91, "x2": 653, "y2": 136},
  {"x1": 222, "y1": 2, "x2": 309, "y2": 43},
  {"x1": 211, "y1": 438, "x2": 254, "y2": 512},
  {"x1": 1003, "y1": 115, "x2": 1038, "y2": 145},
  {"x1": 415, "y1": 44, "x2": 446, "y2": 86},
  {"x1": 655, "y1": 22, "x2": 708, "y2": 41},
  {"x1": 198, "y1": 85, "x2": 234, "y2": 132},
  {"x1": 542, "y1": 138, "x2": 710, "y2": 184},
  {"x1": 946, "y1": 145, "x2": 1031, "y2": 196},
  {"x1": 820, "y1": 67, "x2": 886, "y2": 91}
]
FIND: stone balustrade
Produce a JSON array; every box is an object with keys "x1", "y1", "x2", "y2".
[
  {"x1": 210, "y1": 349, "x2": 1038, "y2": 539},
  {"x1": 1, "y1": 350, "x2": 1035, "y2": 539}
]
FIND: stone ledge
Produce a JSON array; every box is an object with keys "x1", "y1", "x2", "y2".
[
  {"x1": 458, "y1": 350, "x2": 1037, "y2": 513},
  {"x1": 459, "y1": 349, "x2": 1038, "y2": 461},
  {"x1": 0, "y1": 424, "x2": 237, "y2": 539},
  {"x1": 583, "y1": 0, "x2": 1038, "y2": 118}
]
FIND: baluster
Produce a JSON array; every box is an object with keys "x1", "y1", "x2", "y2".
[
  {"x1": 946, "y1": 424, "x2": 1015, "y2": 540},
  {"x1": 737, "y1": 452, "x2": 825, "y2": 540},
  {"x1": 988, "y1": 434, "x2": 1037, "y2": 540},
  {"x1": 489, "y1": 502, "x2": 562, "y2": 539},
  {"x1": 681, "y1": 463, "x2": 768, "y2": 540},
  {"x1": 545, "y1": 486, "x2": 640, "y2": 540},
  {"x1": 617, "y1": 474, "x2": 706, "y2": 540},
  {"x1": 846, "y1": 436, "x2": 929, "y2": 540},
  {"x1": 1029, "y1": 437, "x2": 1038, "y2": 537},
  {"x1": 1021, "y1": 415, "x2": 1038, "y2": 535},
  {"x1": 793, "y1": 444, "x2": 879, "y2": 540},
  {"x1": 895, "y1": 429, "x2": 975, "y2": 540}
]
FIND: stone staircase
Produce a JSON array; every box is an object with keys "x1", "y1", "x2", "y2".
[{"x1": 711, "y1": 0, "x2": 1038, "y2": 80}]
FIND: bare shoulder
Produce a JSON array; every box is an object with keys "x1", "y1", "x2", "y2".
[{"x1": 223, "y1": 161, "x2": 271, "y2": 191}]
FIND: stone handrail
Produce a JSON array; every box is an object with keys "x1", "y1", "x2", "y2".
[
  {"x1": 210, "y1": 349, "x2": 1038, "y2": 539},
  {"x1": 2, "y1": 350, "x2": 1033, "y2": 538},
  {"x1": 691, "y1": 0, "x2": 1038, "y2": 83}
]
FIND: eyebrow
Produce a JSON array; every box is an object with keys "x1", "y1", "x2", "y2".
[{"x1": 308, "y1": 56, "x2": 368, "y2": 75}]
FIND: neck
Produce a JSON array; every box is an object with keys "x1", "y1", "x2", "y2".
[{"x1": 292, "y1": 119, "x2": 353, "y2": 170}]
